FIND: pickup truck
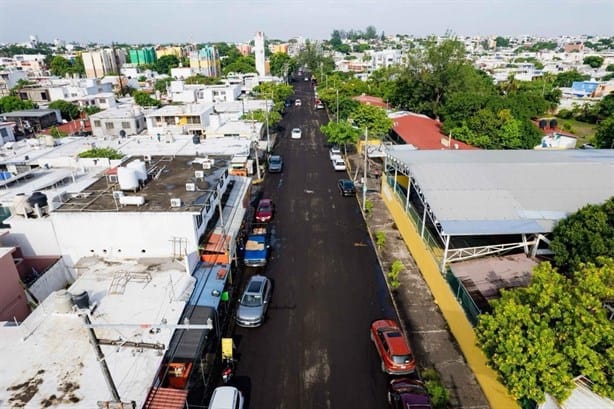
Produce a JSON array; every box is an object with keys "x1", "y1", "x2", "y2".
[{"x1": 241, "y1": 225, "x2": 270, "y2": 267}]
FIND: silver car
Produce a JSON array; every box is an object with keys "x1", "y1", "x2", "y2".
[{"x1": 236, "y1": 275, "x2": 272, "y2": 327}]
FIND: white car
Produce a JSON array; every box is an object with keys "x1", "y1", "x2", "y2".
[
  {"x1": 332, "y1": 157, "x2": 346, "y2": 171},
  {"x1": 291, "y1": 128, "x2": 302, "y2": 139},
  {"x1": 329, "y1": 146, "x2": 342, "y2": 160},
  {"x1": 209, "y1": 386, "x2": 244, "y2": 409},
  {"x1": 295, "y1": 99, "x2": 302, "y2": 106}
]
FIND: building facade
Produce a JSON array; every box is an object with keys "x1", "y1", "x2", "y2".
[
  {"x1": 89, "y1": 106, "x2": 146, "y2": 137},
  {"x1": 254, "y1": 32, "x2": 266, "y2": 76},
  {"x1": 129, "y1": 47, "x2": 157, "y2": 66},
  {"x1": 81, "y1": 49, "x2": 127, "y2": 79},
  {"x1": 189, "y1": 46, "x2": 221, "y2": 77}
]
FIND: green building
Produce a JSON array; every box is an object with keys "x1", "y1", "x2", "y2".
[{"x1": 129, "y1": 47, "x2": 157, "y2": 66}]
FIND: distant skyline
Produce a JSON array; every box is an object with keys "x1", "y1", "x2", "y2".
[{"x1": 1, "y1": 0, "x2": 612, "y2": 45}]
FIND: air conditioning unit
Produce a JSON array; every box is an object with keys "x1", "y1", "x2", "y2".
[
  {"x1": 185, "y1": 183, "x2": 196, "y2": 192},
  {"x1": 108, "y1": 174, "x2": 118, "y2": 183},
  {"x1": 144, "y1": 154, "x2": 152, "y2": 162},
  {"x1": 112, "y1": 191, "x2": 124, "y2": 199},
  {"x1": 201, "y1": 158, "x2": 214, "y2": 170},
  {"x1": 170, "y1": 198, "x2": 182, "y2": 207},
  {"x1": 194, "y1": 170, "x2": 204, "y2": 179}
]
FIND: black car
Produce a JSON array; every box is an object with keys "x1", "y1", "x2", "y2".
[
  {"x1": 338, "y1": 179, "x2": 356, "y2": 196},
  {"x1": 284, "y1": 99, "x2": 292, "y2": 108}
]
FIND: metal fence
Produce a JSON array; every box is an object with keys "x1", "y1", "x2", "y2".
[{"x1": 445, "y1": 268, "x2": 483, "y2": 326}]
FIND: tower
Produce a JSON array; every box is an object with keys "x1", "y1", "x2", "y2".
[{"x1": 254, "y1": 32, "x2": 266, "y2": 76}]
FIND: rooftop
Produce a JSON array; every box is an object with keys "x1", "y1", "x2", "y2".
[
  {"x1": 386, "y1": 147, "x2": 614, "y2": 235},
  {"x1": 146, "y1": 103, "x2": 213, "y2": 117},
  {"x1": 1, "y1": 109, "x2": 58, "y2": 118},
  {"x1": 0, "y1": 257, "x2": 192, "y2": 408}
]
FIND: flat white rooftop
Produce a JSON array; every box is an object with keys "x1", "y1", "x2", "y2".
[{"x1": 0, "y1": 257, "x2": 194, "y2": 408}]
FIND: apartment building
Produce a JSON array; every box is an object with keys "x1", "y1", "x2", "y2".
[
  {"x1": 81, "y1": 48, "x2": 127, "y2": 78},
  {"x1": 189, "y1": 46, "x2": 221, "y2": 77},
  {"x1": 129, "y1": 47, "x2": 157, "y2": 66}
]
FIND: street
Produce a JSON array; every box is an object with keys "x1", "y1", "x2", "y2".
[{"x1": 231, "y1": 77, "x2": 397, "y2": 409}]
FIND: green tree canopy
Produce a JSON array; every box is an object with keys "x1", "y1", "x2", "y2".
[
  {"x1": 268, "y1": 52, "x2": 295, "y2": 77},
  {"x1": 320, "y1": 120, "x2": 361, "y2": 146},
  {"x1": 184, "y1": 75, "x2": 223, "y2": 85},
  {"x1": 550, "y1": 197, "x2": 614, "y2": 275},
  {"x1": 223, "y1": 55, "x2": 256, "y2": 75},
  {"x1": 240, "y1": 109, "x2": 282, "y2": 128},
  {"x1": 132, "y1": 91, "x2": 161, "y2": 107},
  {"x1": 252, "y1": 82, "x2": 293, "y2": 109},
  {"x1": 583, "y1": 55, "x2": 604, "y2": 68},
  {"x1": 0, "y1": 95, "x2": 35, "y2": 113},
  {"x1": 48, "y1": 99, "x2": 80, "y2": 121},
  {"x1": 78, "y1": 147, "x2": 123, "y2": 159},
  {"x1": 495, "y1": 36, "x2": 510, "y2": 48},
  {"x1": 49, "y1": 55, "x2": 84, "y2": 77},
  {"x1": 595, "y1": 116, "x2": 614, "y2": 148},
  {"x1": 154, "y1": 78, "x2": 172, "y2": 92},
  {"x1": 477, "y1": 259, "x2": 614, "y2": 404},
  {"x1": 154, "y1": 55, "x2": 180, "y2": 75},
  {"x1": 554, "y1": 70, "x2": 591, "y2": 87},
  {"x1": 350, "y1": 103, "x2": 393, "y2": 139}
]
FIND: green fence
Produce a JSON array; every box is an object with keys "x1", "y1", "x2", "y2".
[{"x1": 445, "y1": 268, "x2": 482, "y2": 326}]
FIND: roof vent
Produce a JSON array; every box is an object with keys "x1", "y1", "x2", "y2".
[
  {"x1": 170, "y1": 198, "x2": 182, "y2": 207},
  {"x1": 185, "y1": 183, "x2": 196, "y2": 192}
]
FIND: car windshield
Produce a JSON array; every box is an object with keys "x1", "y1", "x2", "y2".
[
  {"x1": 392, "y1": 354, "x2": 413, "y2": 364},
  {"x1": 270, "y1": 157, "x2": 281, "y2": 164},
  {"x1": 258, "y1": 204, "x2": 271, "y2": 212},
  {"x1": 343, "y1": 181, "x2": 353, "y2": 188},
  {"x1": 241, "y1": 294, "x2": 262, "y2": 307}
]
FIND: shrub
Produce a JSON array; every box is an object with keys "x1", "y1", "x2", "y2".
[
  {"x1": 557, "y1": 109, "x2": 573, "y2": 119},
  {"x1": 364, "y1": 198, "x2": 373, "y2": 216},
  {"x1": 375, "y1": 231, "x2": 386, "y2": 249},
  {"x1": 387, "y1": 259, "x2": 403, "y2": 289},
  {"x1": 422, "y1": 368, "x2": 450, "y2": 409}
]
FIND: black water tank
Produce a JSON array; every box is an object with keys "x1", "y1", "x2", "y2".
[
  {"x1": 549, "y1": 119, "x2": 558, "y2": 129},
  {"x1": 27, "y1": 192, "x2": 47, "y2": 208},
  {"x1": 192, "y1": 135, "x2": 201, "y2": 144},
  {"x1": 71, "y1": 291, "x2": 90, "y2": 309},
  {"x1": 539, "y1": 119, "x2": 547, "y2": 129}
]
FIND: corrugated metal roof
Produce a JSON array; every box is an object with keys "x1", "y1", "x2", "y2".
[{"x1": 387, "y1": 148, "x2": 614, "y2": 235}]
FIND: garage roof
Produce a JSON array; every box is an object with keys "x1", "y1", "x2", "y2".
[{"x1": 386, "y1": 148, "x2": 614, "y2": 236}]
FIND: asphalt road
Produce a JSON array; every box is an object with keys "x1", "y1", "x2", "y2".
[{"x1": 232, "y1": 77, "x2": 397, "y2": 409}]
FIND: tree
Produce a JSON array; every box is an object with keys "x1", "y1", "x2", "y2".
[
  {"x1": 583, "y1": 55, "x2": 604, "y2": 69},
  {"x1": 595, "y1": 116, "x2": 614, "y2": 148},
  {"x1": 495, "y1": 36, "x2": 510, "y2": 48},
  {"x1": 154, "y1": 55, "x2": 180, "y2": 75},
  {"x1": 554, "y1": 70, "x2": 591, "y2": 87},
  {"x1": 550, "y1": 198, "x2": 614, "y2": 275},
  {"x1": 83, "y1": 105, "x2": 101, "y2": 116},
  {"x1": 184, "y1": 75, "x2": 222, "y2": 85},
  {"x1": 0, "y1": 95, "x2": 35, "y2": 113},
  {"x1": 222, "y1": 55, "x2": 256, "y2": 75},
  {"x1": 240, "y1": 109, "x2": 282, "y2": 128},
  {"x1": 48, "y1": 100, "x2": 80, "y2": 121},
  {"x1": 319, "y1": 120, "x2": 361, "y2": 146},
  {"x1": 268, "y1": 52, "x2": 295, "y2": 77},
  {"x1": 132, "y1": 91, "x2": 161, "y2": 107},
  {"x1": 252, "y1": 82, "x2": 293, "y2": 109},
  {"x1": 476, "y1": 259, "x2": 614, "y2": 404},
  {"x1": 49, "y1": 55, "x2": 84, "y2": 77},
  {"x1": 605, "y1": 64, "x2": 614, "y2": 72},
  {"x1": 350, "y1": 104, "x2": 393, "y2": 138},
  {"x1": 154, "y1": 78, "x2": 172, "y2": 93},
  {"x1": 78, "y1": 147, "x2": 123, "y2": 159}
]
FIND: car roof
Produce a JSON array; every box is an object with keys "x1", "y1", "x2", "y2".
[
  {"x1": 292, "y1": 127, "x2": 300, "y2": 131},
  {"x1": 258, "y1": 198, "x2": 272, "y2": 205},
  {"x1": 210, "y1": 386, "x2": 239, "y2": 406},
  {"x1": 340, "y1": 179, "x2": 353, "y2": 185},
  {"x1": 246, "y1": 275, "x2": 267, "y2": 293},
  {"x1": 270, "y1": 155, "x2": 281, "y2": 160}
]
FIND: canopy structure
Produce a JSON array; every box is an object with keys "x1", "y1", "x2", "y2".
[{"x1": 384, "y1": 147, "x2": 614, "y2": 269}]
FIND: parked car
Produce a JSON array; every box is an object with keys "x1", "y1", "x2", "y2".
[
  {"x1": 315, "y1": 102, "x2": 324, "y2": 109},
  {"x1": 291, "y1": 128, "x2": 302, "y2": 139},
  {"x1": 338, "y1": 179, "x2": 356, "y2": 196},
  {"x1": 329, "y1": 146, "x2": 342, "y2": 160},
  {"x1": 332, "y1": 157, "x2": 346, "y2": 171},
  {"x1": 268, "y1": 155, "x2": 283, "y2": 173},
  {"x1": 295, "y1": 99, "x2": 302, "y2": 106},
  {"x1": 284, "y1": 99, "x2": 292, "y2": 108},
  {"x1": 370, "y1": 319, "x2": 416, "y2": 375},
  {"x1": 255, "y1": 198, "x2": 274, "y2": 222},
  {"x1": 208, "y1": 386, "x2": 244, "y2": 409},
  {"x1": 236, "y1": 275, "x2": 272, "y2": 327},
  {"x1": 388, "y1": 378, "x2": 432, "y2": 409}
]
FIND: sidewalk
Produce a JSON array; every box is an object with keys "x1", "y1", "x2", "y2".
[{"x1": 350, "y1": 155, "x2": 492, "y2": 409}]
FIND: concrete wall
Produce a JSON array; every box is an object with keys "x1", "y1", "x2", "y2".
[
  {"x1": 0, "y1": 248, "x2": 30, "y2": 322},
  {"x1": 1, "y1": 217, "x2": 61, "y2": 257},
  {"x1": 27, "y1": 257, "x2": 71, "y2": 302}
]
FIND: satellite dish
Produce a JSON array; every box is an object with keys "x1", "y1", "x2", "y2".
[{"x1": 119, "y1": 129, "x2": 126, "y2": 138}]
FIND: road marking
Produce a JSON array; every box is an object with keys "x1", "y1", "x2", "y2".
[{"x1": 304, "y1": 189, "x2": 314, "y2": 194}]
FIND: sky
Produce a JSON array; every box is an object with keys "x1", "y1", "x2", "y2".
[{"x1": 0, "y1": 0, "x2": 612, "y2": 45}]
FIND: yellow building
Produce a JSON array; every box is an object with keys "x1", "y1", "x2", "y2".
[
  {"x1": 269, "y1": 43, "x2": 289, "y2": 54},
  {"x1": 156, "y1": 46, "x2": 184, "y2": 59}
]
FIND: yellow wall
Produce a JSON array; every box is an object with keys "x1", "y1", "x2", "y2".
[{"x1": 381, "y1": 182, "x2": 520, "y2": 409}]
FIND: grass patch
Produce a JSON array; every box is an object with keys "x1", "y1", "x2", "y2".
[{"x1": 556, "y1": 117, "x2": 597, "y2": 145}]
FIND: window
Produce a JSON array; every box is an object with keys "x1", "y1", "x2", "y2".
[
  {"x1": 93, "y1": 120, "x2": 101, "y2": 127},
  {"x1": 105, "y1": 122, "x2": 114, "y2": 130},
  {"x1": 121, "y1": 121, "x2": 131, "y2": 129},
  {"x1": 0, "y1": 128, "x2": 7, "y2": 138},
  {"x1": 41, "y1": 92, "x2": 48, "y2": 100}
]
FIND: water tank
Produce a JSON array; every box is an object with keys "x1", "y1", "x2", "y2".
[
  {"x1": 45, "y1": 134, "x2": 56, "y2": 147},
  {"x1": 13, "y1": 194, "x2": 32, "y2": 216},
  {"x1": 127, "y1": 160, "x2": 147, "y2": 182},
  {"x1": 54, "y1": 290, "x2": 73, "y2": 313},
  {"x1": 549, "y1": 119, "x2": 558, "y2": 129},
  {"x1": 27, "y1": 192, "x2": 48, "y2": 208},
  {"x1": 539, "y1": 119, "x2": 547, "y2": 129},
  {"x1": 192, "y1": 135, "x2": 200, "y2": 144},
  {"x1": 117, "y1": 167, "x2": 139, "y2": 190},
  {"x1": 71, "y1": 291, "x2": 90, "y2": 309}
]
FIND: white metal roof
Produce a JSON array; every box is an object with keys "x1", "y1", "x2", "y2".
[
  {"x1": 386, "y1": 147, "x2": 614, "y2": 235},
  {"x1": 0, "y1": 257, "x2": 192, "y2": 408}
]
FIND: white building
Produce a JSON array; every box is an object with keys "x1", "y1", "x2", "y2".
[
  {"x1": 168, "y1": 81, "x2": 242, "y2": 104},
  {"x1": 254, "y1": 32, "x2": 266, "y2": 76},
  {"x1": 0, "y1": 122, "x2": 16, "y2": 146},
  {"x1": 82, "y1": 49, "x2": 128, "y2": 79},
  {"x1": 48, "y1": 78, "x2": 116, "y2": 110},
  {"x1": 0, "y1": 68, "x2": 28, "y2": 96},
  {"x1": 145, "y1": 103, "x2": 214, "y2": 136},
  {"x1": 370, "y1": 49, "x2": 403, "y2": 71},
  {"x1": 90, "y1": 106, "x2": 146, "y2": 138}
]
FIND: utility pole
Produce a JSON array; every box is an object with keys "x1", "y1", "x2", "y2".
[
  {"x1": 336, "y1": 88, "x2": 339, "y2": 124},
  {"x1": 265, "y1": 91, "x2": 272, "y2": 153},
  {"x1": 362, "y1": 128, "x2": 368, "y2": 211},
  {"x1": 251, "y1": 111, "x2": 261, "y2": 180},
  {"x1": 83, "y1": 314, "x2": 121, "y2": 402}
]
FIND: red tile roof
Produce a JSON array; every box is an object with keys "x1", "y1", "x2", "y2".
[
  {"x1": 352, "y1": 95, "x2": 389, "y2": 108},
  {"x1": 40, "y1": 118, "x2": 91, "y2": 135},
  {"x1": 391, "y1": 112, "x2": 478, "y2": 150}
]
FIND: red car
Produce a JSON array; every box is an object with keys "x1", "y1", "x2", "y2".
[
  {"x1": 255, "y1": 198, "x2": 274, "y2": 223},
  {"x1": 370, "y1": 319, "x2": 416, "y2": 375}
]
